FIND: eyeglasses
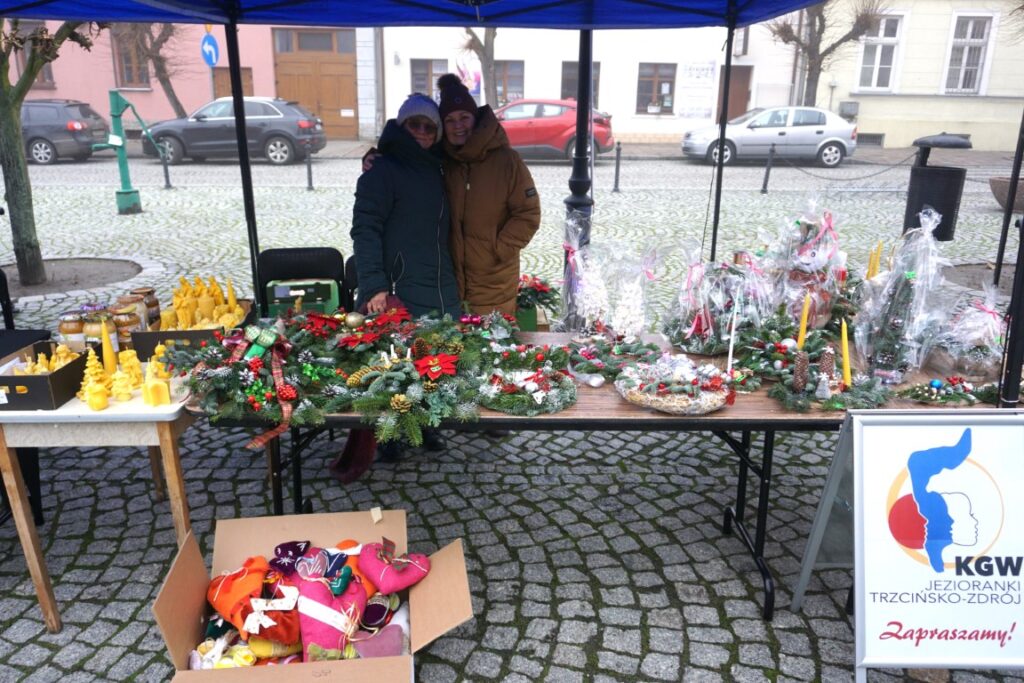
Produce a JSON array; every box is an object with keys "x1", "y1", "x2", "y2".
[{"x1": 404, "y1": 119, "x2": 438, "y2": 134}]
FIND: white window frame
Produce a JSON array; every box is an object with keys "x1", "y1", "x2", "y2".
[
  {"x1": 853, "y1": 12, "x2": 906, "y2": 93},
  {"x1": 940, "y1": 11, "x2": 997, "y2": 96}
]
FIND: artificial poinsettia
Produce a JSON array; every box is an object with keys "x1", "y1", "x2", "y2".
[
  {"x1": 414, "y1": 353, "x2": 459, "y2": 380},
  {"x1": 302, "y1": 312, "x2": 342, "y2": 338},
  {"x1": 370, "y1": 307, "x2": 412, "y2": 327},
  {"x1": 338, "y1": 330, "x2": 381, "y2": 349}
]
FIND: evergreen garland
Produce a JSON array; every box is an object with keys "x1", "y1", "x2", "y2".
[
  {"x1": 896, "y1": 377, "x2": 978, "y2": 405},
  {"x1": 568, "y1": 338, "x2": 661, "y2": 380},
  {"x1": 478, "y1": 366, "x2": 577, "y2": 416}
]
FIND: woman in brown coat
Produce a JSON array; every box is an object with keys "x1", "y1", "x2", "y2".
[{"x1": 437, "y1": 73, "x2": 541, "y2": 316}]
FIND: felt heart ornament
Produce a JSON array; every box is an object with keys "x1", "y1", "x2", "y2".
[
  {"x1": 207, "y1": 555, "x2": 270, "y2": 639},
  {"x1": 357, "y1": 538, "x2": 430, "y2": 594},
  {"x1": 269, "y1": 540, "x2": 310, "y2": 576},
  {"x1": 336, "y1": 539, "x2": 378, "y2": 599},
  {"x1": 296, "y1": 575, "x2": 367, "y2": 662},
  {"x1": 244, "y1": 578, "x2": 301, "y2": 645}
]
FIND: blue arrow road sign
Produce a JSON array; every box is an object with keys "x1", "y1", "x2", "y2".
[{"x1": 201, "y1": 34, "x2": 219, "y2": 67}]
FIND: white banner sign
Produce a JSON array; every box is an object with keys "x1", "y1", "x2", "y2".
[{"x1": 854, "y1": 411, "x2": 1024, "y2": 677}]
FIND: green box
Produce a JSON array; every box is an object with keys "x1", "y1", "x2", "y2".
[
  {"x1": 266, "y1": 279, "x2": 340, "y2": 318},
  {"x1": 516, "y1": 306, "x2": 538, "y2": 331}
]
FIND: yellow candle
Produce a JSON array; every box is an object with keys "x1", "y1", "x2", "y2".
[
  {"x1": 841, "y1": 318, "x2": 852, "y2": 387},
  {"x1": 101, "y1": 320, "x2": 118, "y2": 375},
  {"x1": 226, "y1": 278, "x2": 238, "y2": 309},
  {"x1": 796, "y1": 292, "x2": 811, "y2": 349},
  {"x1": 866, "y1": 247, "x2": 876, "y2": 279}
]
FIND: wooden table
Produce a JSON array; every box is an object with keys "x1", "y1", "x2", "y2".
[
  {"x1": 246, "y1": 334, "x2": 851, "y2": 621},
  {"x1": 0, "y1": 390, "x2": 193, "y2": 632}
]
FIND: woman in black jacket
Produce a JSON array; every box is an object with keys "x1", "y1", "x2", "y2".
[{"x1": 351, "y1": 93, "x2": 460, "y2": 318}]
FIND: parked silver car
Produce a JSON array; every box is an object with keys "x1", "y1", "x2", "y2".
[{"x1": 681, "y1": 107, "x2": 857, "y2": 167}]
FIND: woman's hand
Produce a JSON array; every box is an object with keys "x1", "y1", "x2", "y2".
[{"x1": 366, "y1": 291, "x2": 389, "y2": 314}]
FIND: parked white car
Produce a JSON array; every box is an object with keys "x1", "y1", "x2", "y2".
[{"x1": 682, "y1": 106, "x2": 857, "y2": 168}]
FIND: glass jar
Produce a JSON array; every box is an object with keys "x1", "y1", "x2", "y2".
[
  {"x1": 112, "y1": 306, "x2": 140, "y2": 350},
  {"x1": 58, "y1": 311, "x2": 86, "y2": 352},
  {"x1": 82, "y1": 311, "x2": 118, "y2": 352},
  {"x1": 131, "y1": 287, "x2": 160, "y2": 327},
  {"x1": 117, "y1": 294, "x2": 148, "y2": 332}
]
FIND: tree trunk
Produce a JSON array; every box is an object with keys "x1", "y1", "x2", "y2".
[
  {"x1": 803, "y1": 60, "x2": 822, "y2": 107},
  {"x1": 152, "y1": 55, "x2": 187, "y2": 118},
  {"x1": 0, "y1": 93, "x2": 47, "y2": 286},
  {"x1": 481, "y1": 28, "x2": 497, "y2": 108}
]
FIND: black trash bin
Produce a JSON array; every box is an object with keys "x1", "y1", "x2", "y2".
[{"x1": 903, "y1": 133, "x2": 972, "y2": 241}]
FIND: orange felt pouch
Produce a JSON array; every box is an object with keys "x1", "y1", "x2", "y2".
[
  {"x1": 336, "y1": 539, "x2": 378, "y2": 599},
  {"x1": 207, "y1": 555, "x2": 270, "y2": 639}
]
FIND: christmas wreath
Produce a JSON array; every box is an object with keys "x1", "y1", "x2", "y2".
[
  {"x1": 478, "y1": 365, "x2": 577, "y2": 416},
  {"x1": 614, "y1": 354, "x2": 734, "y2": 416}
]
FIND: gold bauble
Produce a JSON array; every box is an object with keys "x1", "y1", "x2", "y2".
[{"x1": 344, "y1": 312, "x2": 366, "y2": 329}]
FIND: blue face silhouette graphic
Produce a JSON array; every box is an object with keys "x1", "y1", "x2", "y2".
[{"x1": 906, "y1": 428, "x2": 972, "y2": 572}]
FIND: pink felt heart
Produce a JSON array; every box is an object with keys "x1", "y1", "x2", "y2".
[
  {"x1": 296, "y1": 575, "x2": 367, "y2": 662},
  {"x1": 357, "y1": 542, "x2": 431, "y2": 594}
]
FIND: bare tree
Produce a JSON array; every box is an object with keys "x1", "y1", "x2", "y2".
[
  {"x1": 0, "y1": 19, "x2": 105, "y2": 285},
  {"x1": 112, "y1": 23, "x2": 188, "y2": 118},
  {"x1": 461, "y1": 27, "x2": 497, "y2": 108},
  {"x1": 769, "y1": 0, "x2": 883, "y2": 107}
]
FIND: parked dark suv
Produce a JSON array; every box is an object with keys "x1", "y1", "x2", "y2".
[
  {"x1": 21, "y1": 99, "x2": 110, "y2": 164},
  {"x1": 141, "y1": 96, "x2": 327, "y2": 165}
]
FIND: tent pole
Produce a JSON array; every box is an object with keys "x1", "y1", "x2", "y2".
[
  {"x1": 710, "y1": 10, "x2": 737, "y2": 263},
  {"x1": 993, "y1": 108, "x2": 1024, "y2": 286},
  {"x1": 563, "y1": 29, "x2": 594, "y2": 327},
  {"x1": 224, "y1": 20, "x2": 262, "y2": 310},
  {"x1": 999, "y1": 214, "x2": 1024, "y2": 407}
]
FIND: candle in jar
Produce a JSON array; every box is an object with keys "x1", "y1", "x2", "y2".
[
  {"x1": 841, "y1": 318, "x2": 852, "y2": 387},
  {"x1": 796, "y1": 292, "x2": 811, "y2": 349}
]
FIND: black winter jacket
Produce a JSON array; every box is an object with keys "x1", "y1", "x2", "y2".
[{"x1": 351, "y1": 121, "x2": 460, "y2": 317}]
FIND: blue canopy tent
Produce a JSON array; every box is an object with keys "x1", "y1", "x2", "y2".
[{"x1": 3, "y1": 0, "x2": 1022, "y2": 407}]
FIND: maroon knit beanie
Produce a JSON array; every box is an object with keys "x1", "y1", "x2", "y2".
[{"x1": 437, "y1": 73, "x2": 478, "y2": 121}]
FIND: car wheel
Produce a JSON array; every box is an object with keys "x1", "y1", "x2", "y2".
[
  {"x1": 264, "y1": 136, "x2": 294, "y2": 165},
  {"x1": 28, "y1": 139, "x2": 57, "y2": 165},
  {"x1": 706, "y1": 140, "x2": 735, "y2": 166},
  {"x1": 564, "y1": 136, "x2": 594, "y2": 161},
  {"x1": 157, "y1": 136, "x2": 183, "y2": 165},
  {"x1": 818, "y1": 142, "x2": 844, "y2": 168}
]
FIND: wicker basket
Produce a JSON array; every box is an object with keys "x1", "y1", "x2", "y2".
[{"x1": 615, "y1": 381, "x2": 730, "y2": 416}]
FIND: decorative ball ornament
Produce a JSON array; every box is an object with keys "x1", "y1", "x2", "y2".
[
  {"x1": 587, "y1": 375, "x2": 606, "y2": 388},
  {"x1": 344, "y1": 312, "x2": 366, "y2": 329},
  {"x1": 780, "y1": 338, "x2": 798, "y2": 351},
  {"x1": 929, "y1": 378, "x2": 943, "y2": 389},
  {"x1": 773, "y1": 360, "x2": 784, "y2": 371}
]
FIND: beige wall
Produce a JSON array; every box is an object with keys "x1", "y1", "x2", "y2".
[{"x1": 812, "y1": 0, "x2": 1024, "y2": 150}]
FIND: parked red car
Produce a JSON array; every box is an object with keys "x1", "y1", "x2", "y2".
[{"x1": 494, "y1": 98, "x2": 614, "y2": 160}]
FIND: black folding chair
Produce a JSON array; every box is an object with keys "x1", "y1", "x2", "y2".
[
  {"x1": 343, "y1": 254, "x2": 359, "y2": 312},
  {"x1": 0, "y1": 268, "x2": 51, "y2": 527},
  {"x1": 256, "y1": 247, "x2": 346, "y2": 317}
]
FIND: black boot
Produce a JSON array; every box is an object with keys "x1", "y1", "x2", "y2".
[
  {"x1": 376, "y1": 440, "x2": 404, "y2": 463},
  {"x1": 422, "y1": 428, "x2": 447, "y2": 452}
]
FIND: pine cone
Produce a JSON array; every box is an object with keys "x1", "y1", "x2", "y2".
[
  {"x1": 819, "y1": 347, "x2": 836, "y2": 380},
  {"x1": 390, "y1": 394, "x2": 413, "y2": 413},
  {"x1": 793, "y1": 351, "x2": 809, "y2": 392},
  {"x1": 412, "y1": 338, "x2": 432, "y2": 358},
  {"x1": 346, "y1": 366, "x2": 372, "y2": 387},
  {"x1": 422, "y1": 380, "x2": 438, "y2": 393},
  {"x1": 443, "y1": 341, "x2": 464, "y2": 355}
]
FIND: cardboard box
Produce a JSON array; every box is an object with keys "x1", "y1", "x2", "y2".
[
  {"x1": 153, "y1": 509, "x2": 473, "y2": 682},
  {"x1": 132, "y1": 299, "x2": 254, "y2": 359},
  {"x1": 0, "y1": 341, "x2": 90, "y2": 410}
]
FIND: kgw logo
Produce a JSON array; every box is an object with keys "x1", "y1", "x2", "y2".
[{"x1": 886, "y1": 428, "x2": 1010, "y2": 574}]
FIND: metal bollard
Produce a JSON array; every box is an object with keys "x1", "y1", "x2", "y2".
[
  {"x1": 612, "y1": 141, "x2": 622, "y2": 193},
  {"x1": 160, "y1": 148, "x2": 172, "y2": 190},
  {"x1": 760, "y1": 143, "x2": 775, "y2": 194},
  {"x1": 305, "y1": 140, "x2": 314, "y2": 191}
]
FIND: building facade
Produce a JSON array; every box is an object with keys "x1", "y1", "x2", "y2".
[{"x1": 812, "y1": 0, "x2": 1024, "y2": 150}]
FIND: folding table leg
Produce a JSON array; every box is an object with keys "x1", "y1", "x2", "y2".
[
  {"x1": 147, "y1": 446, "x2": 166, "y2": 502},
  {"x1": 157, "y1": 421, "x2": 191, "y2": 546},
  {"x1": 17, "y1": 448, "x2": 44, "y2": 525},
  {"x1": 267, "y1": 436, "x2": 284, "y2": 516},
  {"x1": 0, "y1": 428, "x2": 61, "y2": 632}
]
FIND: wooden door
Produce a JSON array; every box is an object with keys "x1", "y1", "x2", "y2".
[
  {"x1": 273, "y1": 28, "x2": 357, "y2": 139},
  {"x1": 718, "y1": 64, "x2": 752, "y2": 121},
  {"x1": 213, "y1": 67, "x2": 253, "y2": 99}
]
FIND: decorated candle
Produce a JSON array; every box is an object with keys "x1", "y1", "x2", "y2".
[
  {"x1": 796, "y1": 292, "x2": 811, "y2": 350},
  {"x1": 841, "y1": 318, "x2": 852, "y2": 387},
  {"x1": 725, "y1": 307, "x2": 738, "y2": 375}
]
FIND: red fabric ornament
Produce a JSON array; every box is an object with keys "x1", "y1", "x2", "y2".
[
  {"x1": 278, "y1": 385, "x2": 297, "y2": 401},
  {"x1": 248, "y1": 357, "x2": 264, "y2": 372}
]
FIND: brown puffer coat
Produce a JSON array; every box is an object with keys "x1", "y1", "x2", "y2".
[{"x1": 443, "y1": 106, "x2": 541, "y2": 316}]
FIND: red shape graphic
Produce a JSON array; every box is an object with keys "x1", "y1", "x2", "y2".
[{"x1": 888, "y1": 494, "x2": 926, "y2": 549}]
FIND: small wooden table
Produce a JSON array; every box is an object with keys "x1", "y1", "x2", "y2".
[{"x1": 0, "y1": 391, "x2": 193, "y2": 632}]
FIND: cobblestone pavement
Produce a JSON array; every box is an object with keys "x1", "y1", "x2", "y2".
[{"x1": 0, "y1": 153, "x2": 1022, "y2": 682}]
